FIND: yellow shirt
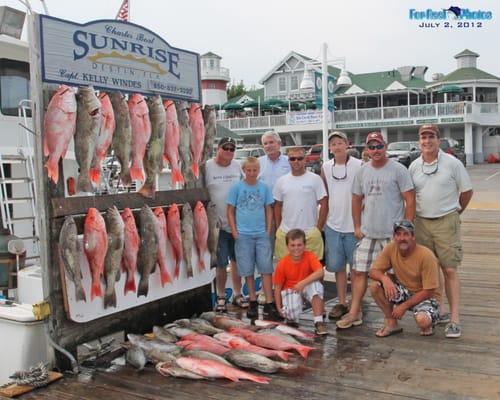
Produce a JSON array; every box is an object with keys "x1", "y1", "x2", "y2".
[{"x1": 372, "y1": 242, "x2": 442, "y2": 303}]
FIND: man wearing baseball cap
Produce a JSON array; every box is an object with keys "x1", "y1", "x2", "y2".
[
  {"x1": 409, "y1": 124, "x2": 473, "y2": 338},
  {"x1": 205, "y1": 137, "x2": 246, "y2": 312},
  {"x1": 337, "y1": 131, "x2": 415, "y2": 329},
  {"x1": 368, "y1": 220, "x2": 442, "y2": 337}
]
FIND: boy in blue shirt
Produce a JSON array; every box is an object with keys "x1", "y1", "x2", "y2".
[{"x1": 227, "y1": 157, "x2": 281, "y2": 320}]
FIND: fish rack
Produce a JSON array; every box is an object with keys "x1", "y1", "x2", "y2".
[{"x1": 26, "y1": 14, "x2": 216, "y2": 372}]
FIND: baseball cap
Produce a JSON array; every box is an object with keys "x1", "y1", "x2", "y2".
[
  {"x1": 365, "y1": 131, "x2": 385, "y2": 145},
  {"x1": 328, "y1": 131, "x2": 348, "y2": 142},
  {"x1": 418, "y1": 124, "x2": 440, "y2": 136},
  {"x1": 393, "y1": 220, "x2": 415, "y2": 234},
  {"x1": 218, "y1": 137, "x2": 237, "y2": 147}
]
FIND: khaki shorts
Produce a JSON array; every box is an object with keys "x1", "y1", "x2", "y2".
[
  {"x1": 415, "y1": 212, "x2": 463, "y2": 268},
  {"x1": 275, "y1": 227, "x2": 324, "y2": 261}
]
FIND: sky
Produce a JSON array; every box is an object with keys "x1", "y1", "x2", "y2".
[{"x1": 4, "y1": 0, "x2": 500, "y2": 87}]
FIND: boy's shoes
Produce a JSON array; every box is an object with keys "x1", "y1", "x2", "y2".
[
  {"x1": 444, "y1": 322, "x2": 462, "y2": 338},
  {"x1": 214, "y1": 296, "x2": 227, "y2": 313},
  {"x1": 314, "y1": 321, "x2": 328, "y2": 336},
  {"x1": 328, "y1": 304, "x2": 349, "y2": 320},
  {"x1": 263, "y1": 302, "x2": 283, "y2": 321},
  {"x1": 232, "y1": 294, "x2": 249, "y2": 308},
  {"x1": 246, "y1": 301, "x2": 259, "y2": 319},
  {"x1": 436, "y1": 312, "x2": 451, "y2": 325}
]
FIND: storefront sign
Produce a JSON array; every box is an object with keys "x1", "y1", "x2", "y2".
[
  {"x1": 39, "y1": 15, "x2": 201, "y2": 102},
  {"x1": 288, "y1": 110, "x2": 323, "y2": 125}
]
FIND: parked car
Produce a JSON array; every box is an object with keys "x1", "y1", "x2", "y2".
[
  {"x1": 440, "y1": 137, "x2": 467, "y2": 166},
  {"x1": 305, "y1": 144, "x2": 323, "y2": 165},
  {"x1": 234, "y1": 147, "x2": 265, "y2": 162},
  {"x1": 387, "y1": 141, "x2": 421, "y2": 167}
]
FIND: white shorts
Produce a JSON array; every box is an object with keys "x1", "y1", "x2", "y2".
[{"x1": 281, "y1": 281, "x2": 324, "y2": 322}]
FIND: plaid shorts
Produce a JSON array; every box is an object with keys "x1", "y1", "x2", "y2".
[
  {"x1": 353, "y1": 237, "x2": 391, "y2": 272},
  {"x1": 281, "y1": 281, "x2": 324, "y2": 322},
  {"x1": 391, "y1": 280, "x2": 440, "y2": 324}
]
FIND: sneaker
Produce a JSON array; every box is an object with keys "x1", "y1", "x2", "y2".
[
  {"x1": 314, "y1": 321, "x2": 328, "y2": 336},
  {"x1": 232, "y1": 294, "x2": 249, "y2": 309},
  {"x1": 214, "y1": 296, "x2": 227, "y2": 313},
  {"x1": 436, "y1": 312, "x2": 450, "y2": 325},
  {"x1": 262, "y1": 303, "x2": 283, "y2": 321},
  {"x1": 336, "y1": 312, "x2": 363, "y2": 329},
  {"x1": 328, "y1": 304, "x2": 349, "y2": 320},
  {"x1": 444, "y1": 322, "x2": 462, "y2": 338},
  {"x1": 246, "y1": 301, "x2": 259, "y2": 319}
]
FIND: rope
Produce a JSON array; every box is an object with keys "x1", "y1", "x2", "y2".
[{"x1": 4, "y1": 363, "x2": 50, "y2": 388}]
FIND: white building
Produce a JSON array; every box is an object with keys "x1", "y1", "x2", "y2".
[{"x1": 218, "y1": 49, "x2": 500, "y2": 164}]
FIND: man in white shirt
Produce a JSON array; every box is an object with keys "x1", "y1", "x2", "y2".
[
  {"x1": 409, "y1": 124, "x2": 473, "y2": 338},
  {"x1": 205, "y1": 137, "x2": 246, "y2": 312},
  {"x1": 321, "y1": 131, "x2": 362, "y2": 320},
  {"x1": 273, "y1": 147, "x2": 328, "y2": 261},
  {"x1": 258, "y1": 131, "x2": 291, "y2": 190}
]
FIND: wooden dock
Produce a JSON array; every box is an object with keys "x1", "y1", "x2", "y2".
[{"x1": 14, "y1": 208, "x2": 500, "y2": 400}]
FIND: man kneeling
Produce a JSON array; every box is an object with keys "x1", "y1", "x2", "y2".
[{"x1": 369, "y1": 220, "x2": 441, "y2": 337}]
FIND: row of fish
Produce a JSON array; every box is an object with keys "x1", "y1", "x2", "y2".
[
  {"x1": 124, "y1": 312, "x2": 318, "y2": 383},
  {"x1": 44, "y1": 85, "x2": 217, "y2": 197},
  {"x1": 59, "y1": 201, "x2": 217, "y2": 308}
]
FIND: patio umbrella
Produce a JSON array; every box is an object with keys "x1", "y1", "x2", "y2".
[{"x1": 223, "y1": 102, "x2": 244, "y2": 110}]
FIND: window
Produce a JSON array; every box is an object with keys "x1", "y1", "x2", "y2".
[
  {"x1": 0, "y1": 59, "x2": 30, "y2": 117},
  {"x1": 209, "y1": 59, "x2": 214, "y2": 69},
  {"x1": 290, "y1": 75, "x2": 298, "y2": 91},
  {"x1": 278, "y1": 76, "x2": 286, "y2": 92},
  {"x1": 208, "y1": 83, "x2": 216, "y2": 89}
]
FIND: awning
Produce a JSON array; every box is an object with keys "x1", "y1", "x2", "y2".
[
  {"x1": 223, "y1": 102, "x2": 244, "y2": 110},
  {"x1": 436, "y1": 85, "x2": 464, "y2": 94}
]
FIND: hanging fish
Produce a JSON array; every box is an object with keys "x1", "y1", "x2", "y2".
[
  {"x1": 83, "y1": 208, "x2": 108, "y2": 300},
  {"x1": 121, "y1": 208, "x2": 140, "y2": 295},
  {"x1": 110, "y1": 92, "x2": 132, "y2": 186},
  {"x1": 188, "y1": 103, "x2": 205, "y2": 179},
  {"x1": 103, "y1": 206, "x2": 125, "y2": 308},
  {"x1": 137, "y1": 205, "x2": 159, "y2": 297},
  {"x1": 129, "y1": 93, "x2": 151, "y2": 183},
  {"x1": 153, "y1": 207, "x2": 172, "y2": 286},
  {"x1": 166, "y1": 203, "x2": 183, "y2": 279},
  {"x1": 163, "y1": 100, "x2": 184, "y2": 185},
  {"x1": 181, "y1": 203, "x2": 194, "y2": 278},
  {"x1": 193, "y1": 201, "x2": 209, "y2": 272}
]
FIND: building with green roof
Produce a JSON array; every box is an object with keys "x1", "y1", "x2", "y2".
[{"x1": 217, "y1": 49, "x2": 500, "y2": 164}]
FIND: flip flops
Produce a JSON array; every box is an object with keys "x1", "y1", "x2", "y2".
[{"x1": 375, "y1": 326, "x2": 403, "y2": 337}]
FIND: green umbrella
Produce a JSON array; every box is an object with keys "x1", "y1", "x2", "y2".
[
  {"x1": 223, "y1": 102, "x2": 244, "y2": 110},
  {"x1": 436, "y1": 85, "x2": 464, "y2": 94},
  {"x1": 262, "y1": 98, "x2": 288, "y2": 107},
  {"x1": 242, "y1": 100, "x2": 259, "y2": 108}
]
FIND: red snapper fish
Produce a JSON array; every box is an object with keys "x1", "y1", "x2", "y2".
[
  {"x1": 128, "y1": 93, "x2": 151, "y2": 182},
  {"x1": 44, "y1": 85, "x2": 77, "y2": 184},
  {"x1": 229, "y1": 327, "x2": 314, "y2": 359},
  {"x1": 188, "y1": 103, "x2": 205, "y2": 178},
  {"x1": 175, "y1": 357, "x2": 269, "y2": 384},
  {"x1": 90, "y1": 92, "x2": 116, "y2": 184},
  {"x1": 166, "y1": 204, "x2": 183, "y2": 279},
  {"x1": 163, "y1": 100, "x2": 184, "y2": 185},
  {"x1": 193, "y1": 201, "x2": 209, "y2": 272},
  {"x1": 153, "y1": 207, "x2": 172, "y2": 286},
  {"x1": 121, "y1": 208, "x2": 140, "y2": 295},
  {"x1": 83, "y1": 208, "x2": 108, "y2": 300}
]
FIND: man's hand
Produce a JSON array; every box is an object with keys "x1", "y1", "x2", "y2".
[
  {"x1": 392, "y1": 303, "x2": 408, "y2": 319},
  {"x1": 354, "y1": 227, "x2": 364, "y2": 240},
  {"x1": 382, "y1": 277, "x2": 397, "y2": 301},
  {"x1": 231, "y1": 231, "x2": 239, "y2": 240}
]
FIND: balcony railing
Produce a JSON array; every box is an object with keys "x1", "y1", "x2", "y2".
[
  {"x1": 217, "y1": 101, "x2": 499, "y2": 131},
  {"x1": 201, "y1": 67, "x2": 230, "y2": 80}
]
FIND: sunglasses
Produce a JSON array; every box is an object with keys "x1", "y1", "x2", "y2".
[
  {"x1": 289, "y1": 156, "x2": 305, "y2": 162},
  {"x1": 367, "y1": 144, "x2": 385, "y2": 150},
  {"x1": 222, "y1": 146, "x2": 235, "y2": 152},
  {"x1": 393, "y1": 220, "x2": 415, "y2": 231}
]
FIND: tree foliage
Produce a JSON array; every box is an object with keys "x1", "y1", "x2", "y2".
[{"x1": 227, "y1": 80, "x2": 246, "y2": 99}]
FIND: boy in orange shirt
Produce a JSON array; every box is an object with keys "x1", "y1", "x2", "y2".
[{"x1": 273, "y1": 229, "x2": 328, "y2": 335}]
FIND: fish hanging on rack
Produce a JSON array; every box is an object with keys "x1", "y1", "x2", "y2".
[
  {"x1": 44, "y1": 85, "x2": 77, "y2": 184},
  {"x1": 193, "y1": 201, "x2": 209, "y2": 272},
  {"x1": 167, "y1": 203, "x2": 183, "y2": 279},
  {"x1": 121, "y1": 208, "x2": 140, "y2": 295},
  {"x1": 75, "y1": 86, "x2": 101, "y2": 193},
  {"x1": 176, "y1": 101, "x2": 193, "y2": 187},
  {"x1": 83, "y1": 208, "x2": 108, "y2": 300},
  {"x1": 139, "y1": 95, "x2": 166, "y2": 198},
  {"x1": 103, "y1": 206, "x2": 125, "y2": 308},
  {"x1": 153, "y1": 207, "x2": 172, "y2": 286},
  {"x1": 137, "y1": 205, "x2": 159, "y2": 297},
  {"x1": 90, "y1": 92, "x2": 115, "y2": 185},
  {"x1": 188, "y1": 103, "x2": 205, "y2": 179},
  {"x1": 201, "y1": 105, "x2": 217, "y2": 165},
  {"x1": 110, "y1": 92, "x2": 132, "y2": 186},
  {"x1": 181, "y1": 203, "x2": 194, "y2": 278},
  {"x1": 163, "y1": 100, "x2": 184, "y2": 185},
  {"x1": 129, "y1": 93, "x2": 151, "y2": 183}
]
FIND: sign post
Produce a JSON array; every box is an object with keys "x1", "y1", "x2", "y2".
[{"x1": 314, "y1": 71, "x2": 335, "y2": 111}]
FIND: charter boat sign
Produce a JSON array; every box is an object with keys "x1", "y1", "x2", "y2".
[{"x1": 39, "y1": 15, "x2": 201, "y2": 102}]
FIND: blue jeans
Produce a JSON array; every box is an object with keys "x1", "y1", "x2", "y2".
[
  {"x1": 235, "y1": 232, "x2": 273, "y2": 277},
  {"x1": 324, "y1": 225, "x2": 358, "y2": 272},
  {"x1": 216, "y1": 230, "x2": 236, "y2": 268}
]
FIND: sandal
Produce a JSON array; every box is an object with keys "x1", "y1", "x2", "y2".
[
  {"x1": 214, "y1": 296, "x2": 227, "y2": 313},
  {"x1": 232, "y1": 294, "x2": 249, "y2": 308},
  {"x1": 375, "y1": 326, "x2": 403, "y2": 338}
]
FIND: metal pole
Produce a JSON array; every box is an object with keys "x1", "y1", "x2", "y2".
[{"x1": 321, "y1": 43, "x2": 329, "y2": 162}]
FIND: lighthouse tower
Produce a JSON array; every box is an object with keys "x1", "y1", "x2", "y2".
[{"x1": 200, "y1": 52, "x2": 230, "y2": 106}]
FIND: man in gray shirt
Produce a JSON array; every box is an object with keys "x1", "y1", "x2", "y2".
[
  {"x1": 409, "y1": 124, "x2": 473, "y2": 338},
  {"x1": 337, "y1": 131, "x2": 415, "y2": 329}
]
